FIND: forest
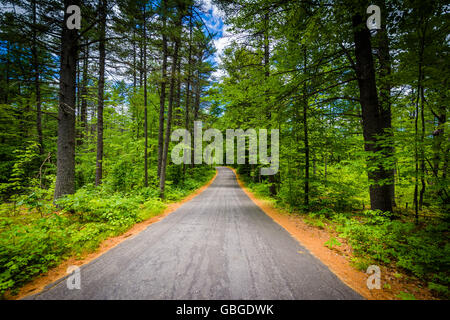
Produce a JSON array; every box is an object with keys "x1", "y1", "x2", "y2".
[{"x1": 0, "y1": 0, "x2": 448, "y2": 300}]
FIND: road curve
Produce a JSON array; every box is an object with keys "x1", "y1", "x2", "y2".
[{"x1": 29, "y1": 167, "x2": 362, "y2": 300}]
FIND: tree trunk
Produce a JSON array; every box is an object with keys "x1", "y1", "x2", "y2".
[
  {"x1": 175, "y1": 53, "x2": 182, "y2": 126},
  {"x1": 303, "y1": 46, "x2": 309, "y2": 209},
  {"x1": 352, "y1": 10, "x2": 393, "y2": 213},
  {"x1": 263, "y1": 12, "x2": 276, "y2": 196},
  {"x1": 32, "y1": 0, "x2": 44, "y2": 155},
  {"x1": 133, "y1": 28, "x2": 137, "y2": 90},
  {"x1": 190, "y1": 53, "x2": 201, "y2": 168},
  {"x1": 160, "y1": 6, "x2": 183, "y2": 199},
  {"x1": 157, "y1": 0, "x2": 168, "y2": 179},
  {"x1": 54, "y1": 0, "x2": 80, "y2": 201},
  {"x1": 193, "y1": 65, "x2": 201, "y2": 121},
  {"x1": 377, "y1": 0, "x2": 395, "y2": 207},
  {"x1": 143, "y1": 4, "x2": 148, "y2": 187},
  {"x1": 183, "y1": 16, "x2": 193, "y2": 176},
  {"x1": 95, "y1": 0, "x2": 107, "y2": 187},
  {"x1": 414, "y1": 18, "x2": 427, "y2": 220},
  {"x1": 4, "y1": 41, "x2": 10, "y2": 104},
  {"x1": 80, "y1": 41, "x2": 89, "y2": 141},
  {"x1": 419, "y1": 74, "x2": 426, "y2": 210},
  {"x1": 431, "y1": 86, "x2": 447, "y2": 202}
]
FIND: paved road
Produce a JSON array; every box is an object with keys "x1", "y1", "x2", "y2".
[{"x1": 29, "y1": 167, "x2": 362, "y2": 300}]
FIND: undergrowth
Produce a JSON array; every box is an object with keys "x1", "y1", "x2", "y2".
[
  {"x1": 238, "y1": 170, "x2": 450, "y2": 299},
  {"x1": 0, "y1": 166, "x2": 215, "y2": 298}
]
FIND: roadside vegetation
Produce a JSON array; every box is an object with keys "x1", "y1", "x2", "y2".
[
  {"x1": 0, "y1": 165, "x2": 214, "y2": 298},
  {"x1": 237, "y1": 171, "x2": 449, "y2": 299}
]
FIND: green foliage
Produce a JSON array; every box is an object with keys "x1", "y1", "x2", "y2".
[
  {"x1": 0, "y1": 166, "x2": 215, "y2": 298},
  {"x1": 0, "y1": 213, "x2": 71, "y2": 295},
  {"x1": 428, "y1": 282, "x2": 449, "y2": 297},
  {"x1": 396, "y1": 291, "x2": 416, "y2": 300},
  {"x1": 324, "y1": 237, "x2": 341, "y2": 250},
  {"x1": 350, "y1": 257, "x2": 372, "y2": 272},
  {"x1": 334, "y1": 214, "x2": 450, "y2": 295},
  {"x1": 1, "y1": 0, "x2": 448, "y2": 301},
  {"x1": 0, "y1": 141, "x2": 41, "y2": 200},
  {"x1": 56, "y1": 189, "x2": 141, "y2": 227},
  {"x1": 304, "y1": 214, "x2": 326, "y2": 229}
]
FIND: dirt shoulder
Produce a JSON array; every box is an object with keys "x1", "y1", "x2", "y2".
[
  {"x1": 230, "y1": 168, "x2": 436, "y2": 300},
  {"x1": 9, "y1": 170, "x2": 218, "y2": 300}
]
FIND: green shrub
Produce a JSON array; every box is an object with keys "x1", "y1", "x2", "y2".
[
  {"x1": 0, "y1": 166, "x2": 216, "y2": 298},
  {"x1": 324, "y1": 237, "x2": 342, "y2": 249}
]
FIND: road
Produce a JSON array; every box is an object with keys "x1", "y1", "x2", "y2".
[{"x1": 29, "y1": 167, "x2": 362, "y2": 300}]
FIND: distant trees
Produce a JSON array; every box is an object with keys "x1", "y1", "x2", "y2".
[{"x1": 0, "y1": 0, "x2": 214, "y2": 201}]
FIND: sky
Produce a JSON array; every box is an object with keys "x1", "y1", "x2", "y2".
[{"x1": 198, "y1": 0, "x2": 233, "y2": 80}]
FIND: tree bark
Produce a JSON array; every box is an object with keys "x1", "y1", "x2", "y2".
[
  {"x1": 54, "y1": 0, "x2": 80, "y2": 201},
  {"x1": 31, "y1": 0, "x2": 44, "y2": 155},
  {"x1": 303, "y1": 46, "x2": 309, "y2": 209},
  {"x1": 80, "y1": 41, "x2": 89, "y2": 141},
  {"x1": 132, "y1": 28, "x2": 137, "y2": 90},
  {"x1": 352, "y1": 10, "x2": 393, "y2": 213},
  {"x1": 376, "y1": 0, "x2": 395, "y2": 207},
  {"x1": 143, "y1": 4, "x2": 148, "y2": 187},
  {"x1": 183, "y1": 14, "x2": 193, "y2": 176},
  {"x1": 263, "y1": 12, "x2": 276, "y2": 196},
  {"x1": 175, "y1": 52, "x2": 182, "y2": 126},
  {"x1": 95, "y1": 0, "x2": 107, "y2": 186},
  {"x1": 4, "y1": 41, "x2": 10, "y2": 104},
  {"x1": 431, "y1": 84, "x2": 447, "y2": 202},
  {"x1": 160, "y1": 5, "x2": 184, "y2": 199},
  {"x1": 157, "y1": 0, "x2": 168, "y2": 179}
]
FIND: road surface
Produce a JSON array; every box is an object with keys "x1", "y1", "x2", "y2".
[{"x1": 29, "y1": 167, "x2": 362, "y2": 300}]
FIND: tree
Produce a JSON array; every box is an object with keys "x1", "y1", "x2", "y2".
[
  {"x1": 96, "y1": 0, "x2": 107, "y2": 186},
  {"x1": 157, "y1": 0, "x2": 168, "y2": 179},
  {"x1": 159, "y1": 1, "x2": 186, "y2": 198},
  {"x1": 54, "y1": 0, "x2": 80, "y2": 201},
  {"x1": 351, "y1": 4, "x2": 393, "y2": 213}
]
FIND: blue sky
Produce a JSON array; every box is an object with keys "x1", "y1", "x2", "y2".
[{"x1": 196, "y1": 0, "x2": 231, "y2": 80}]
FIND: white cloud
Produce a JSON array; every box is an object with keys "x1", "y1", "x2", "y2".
[
  {"x1": 200, "y1": 0, "x2": 226, "y2": 19},
  {"x1": 197, "y1": 1, "x2": 249, "y2": 82},
  {"x1": 211, "y1": 26, "x2": 233, "y2": 80},
  {"x1": 212, "y1": 26, "x2": 251, "y2": 81}
]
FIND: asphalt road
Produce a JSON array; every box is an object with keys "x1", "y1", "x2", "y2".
[{"x1": 29, "y1": 167, "x2": 362, "y2": 300}]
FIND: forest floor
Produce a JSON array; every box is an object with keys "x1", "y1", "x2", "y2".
[
  {"x1": 7, "y1": 170, "x2": 218, "y2": 300},
  {"x1": 230, "y1": 168, "x2": 438, "y2": 300}
]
